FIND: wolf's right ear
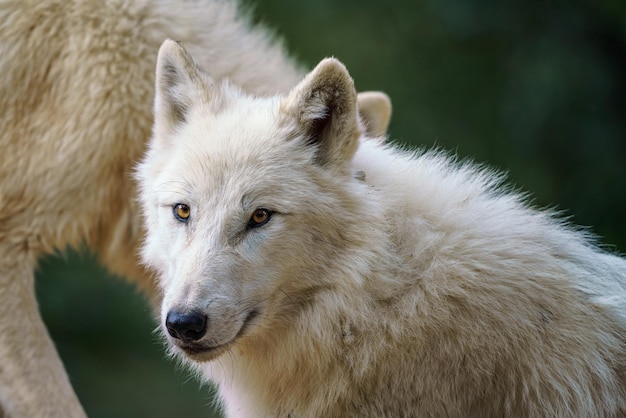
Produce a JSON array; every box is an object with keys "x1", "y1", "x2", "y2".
[{"x1": 153, "y1": 39, "x2": 211, "y2": 140}]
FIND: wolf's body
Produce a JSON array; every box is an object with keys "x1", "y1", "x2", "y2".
[
  {"x1": 137, "y1": 40, "x2": 626, "y2": 417},
  {"x1": 0, "y1": 1, "x2": 306, "y2": 415}
]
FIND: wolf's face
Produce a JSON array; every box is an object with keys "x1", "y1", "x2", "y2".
[{"x1": 137, "y1": 40, "x2": 369, "y2": 362}]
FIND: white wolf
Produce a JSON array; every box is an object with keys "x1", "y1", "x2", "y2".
[
  {"x1": 0, "y1": 1, "x2": 392, "y2": 416},
  {"x1": 137, "y1": 39, "x2": 626, "y2": 417}
]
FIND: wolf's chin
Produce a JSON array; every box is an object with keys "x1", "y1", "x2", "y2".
[{"x1": 178, "y1": 342, "x2": 232, "y2": 363}]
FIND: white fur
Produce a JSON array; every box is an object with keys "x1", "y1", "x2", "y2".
[{"x1": 138, "y1": 41, "x2": 626, "y2": 417}]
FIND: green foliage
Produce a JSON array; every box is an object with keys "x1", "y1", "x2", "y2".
[{"x1": 38, "y1": 1, "x2": 624, "y2": 416}]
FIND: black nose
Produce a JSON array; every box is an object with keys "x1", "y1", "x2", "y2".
[{"x1": 165, "y1": 310, "x2": 208, "y2": 342}]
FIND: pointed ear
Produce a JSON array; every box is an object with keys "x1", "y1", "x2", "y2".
[
  {"x1": 357, "y1": 91, "x2": 392, "y2": 140},
  {"x1": 281, "y1": 58, "x2": 361, "y2": 169},
  {"x1": 153, "y1": 39, "x2": 210, "y2": 139}
]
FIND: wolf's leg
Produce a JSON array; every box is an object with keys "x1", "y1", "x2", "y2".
[{"x1": 0, "y1": 249, "x2": 86, "y2": 417}]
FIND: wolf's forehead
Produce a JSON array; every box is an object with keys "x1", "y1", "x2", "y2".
[
  {"x1": 175, "y1": 134, "x2": 301, "y2": 198},
  {"x1": 185, "y1": 99, "x2": 286, "y2": 153},
  {"x1": 170, "y1": 99, "x2": 309, "y2": 195}
]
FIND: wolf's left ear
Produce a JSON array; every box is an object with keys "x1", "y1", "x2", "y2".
[
  {"x1": 357, "y1": 91, "x2": 392, "y2": 140},
  {"x1": 281, "y1": 58, "x2": 361, "y2": 170},
  {"x1": 153, "y1": 39, "x2": 211, "y2": 141}
]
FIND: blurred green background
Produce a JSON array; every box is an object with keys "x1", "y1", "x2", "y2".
[{"x1": 38, "y1": 0, "x2": 625, "y2": 416}]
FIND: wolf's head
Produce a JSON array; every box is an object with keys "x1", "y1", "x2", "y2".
[{"x1": 137, "y1": 40, "x2": 388, "y2": 362}]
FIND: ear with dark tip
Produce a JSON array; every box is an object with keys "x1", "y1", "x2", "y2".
[
  {"x1": 153, "y1": 39, "x2": 210, "y2": 141},
  {"x1": 357, "y1": 91, "x2": 392, "y2": 141},
  {"x1": 282, "y1": 58, "x2": 361, "y2": 170}
]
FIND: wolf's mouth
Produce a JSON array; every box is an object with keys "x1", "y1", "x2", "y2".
[{"x1": 176, "y1": 309, "x2": 259, "y2": 362}]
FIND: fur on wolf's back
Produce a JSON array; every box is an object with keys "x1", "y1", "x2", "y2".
[
  {"x1": 355, "y1": 145, "x2": 626, "y2": 412},
  {"x1": 139, "y1": 43, "x2": 626, "y2": 417}
]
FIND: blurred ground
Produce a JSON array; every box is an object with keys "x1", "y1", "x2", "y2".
[{"x1": 38, "y1": 0, "x2": 625, "y2": 416}]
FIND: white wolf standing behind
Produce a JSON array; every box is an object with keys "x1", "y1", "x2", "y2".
[{"x1": 137, "y1": 40, "x2": 626, "y2": 417}]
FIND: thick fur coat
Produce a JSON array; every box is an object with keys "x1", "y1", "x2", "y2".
[{"x1": 137, "y1": 40, "x2": 626, "y2": 417}]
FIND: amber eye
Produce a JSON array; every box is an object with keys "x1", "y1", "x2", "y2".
[
  {"x1": 248, "y1": 208, "x2": 272, "y2": 228},
  {"x1": 173, "y1": 203, "x2": 191, "y2": 222}
]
